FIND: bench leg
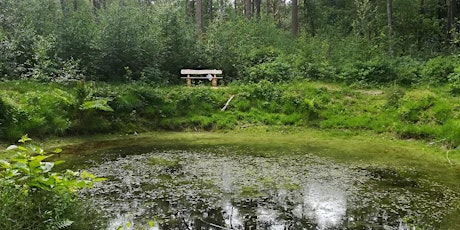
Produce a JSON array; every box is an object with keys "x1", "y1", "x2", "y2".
[
  {"x1": 212, "y1": 75, "x2": 217, "y2": 87},
  {"x1": 186, "y1": 75, "x2": 191, "y2": 87}
]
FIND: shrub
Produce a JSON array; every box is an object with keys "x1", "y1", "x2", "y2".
[
  {"x1": 339, "y1": 58, "x2": 398, "y2": 85},
  {"x1": 421, "y1": 55, "x2": 458, "y2": 84},
  {"x1": 448, "y1": 66, "x2": 460, "y2": 95},
  {"x1": 392, "y1": 56, "x2": 422, "y2": 86},
  {"x1": 0, "y1": 135, "x2": 105, "y2": 229},
  {"x1": 248, "y1": 58, "x2": 292, "y2": 83},
  {"x1": 397, "y1": 90, "x2": 443, "y2": 124}
]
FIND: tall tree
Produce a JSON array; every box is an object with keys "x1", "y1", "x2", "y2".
[
  {"x1": 245, "y1": 0, "x2": 252, "y2": 18},
  {"x1": 386, "y1": 0, "x2": 393, "y2": 54},
  {"x1": 303, "y1": 0, "x2": 316, "y2": 36},
  {"x1": 255, "y1": 0, "x2": 261, "y2": 19},
  {"x1": 254, "y1": 0, "x2": 262, "y2": 20},
  {"x1": 292, "y1": 0, "x2": 298, "y2": 36},
  {"x1": 196, "y1": 0, "x2": 203, "y2": 36}
]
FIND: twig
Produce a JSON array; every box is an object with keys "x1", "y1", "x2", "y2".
[
  {"x1": 221, "y1": 95, "x2": 235, "y2": 111},
  {"x1": 446, "y1": 150, "x2": 453, "y2": 166},
  {"x1": 428, "y1": 138, "x2": 446, "y2": 146}
]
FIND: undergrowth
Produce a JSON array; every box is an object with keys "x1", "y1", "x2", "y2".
[{"x1": 1, "y1": 80, "x2": 460, "y2": 148}]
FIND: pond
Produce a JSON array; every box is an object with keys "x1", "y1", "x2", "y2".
[{"x1": 61, "y1": 134, "x2": 460, "y2": 229}]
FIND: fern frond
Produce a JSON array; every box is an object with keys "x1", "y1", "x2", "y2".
[{"x1": 55, "y1": 219, "x2": 74, "y2": 229}]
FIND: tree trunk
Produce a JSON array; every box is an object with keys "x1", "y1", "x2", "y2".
[
  {"x1": 446, "y1": 0, "x2": 457, "y2": 44},
  {"x1": 196, "y1": 0, "x2": 203, "y2": 36},
  {"x1": 387, "y1": 0, "x2": 393, "y2": 54},
  {"x1": 292, "y1": 0, "x2": 298, "y2": 36},
  {"x1": 245, "y1": 0, "x2": 252, "y2": 18},
  {"x1": 266, "y1": 0, "x2": 270, "y2": 17},
  {"x1": 92, "y1": 0, "x2": 101, "y2": 10},
  {"x1": 303, "y1": 0, "x2": 316, "y2": 36},
  {"x1": 209, "y1": 0, "x2": 213, "y2": 21},
  {"x1": 255, "y1": 0, "x2": 261, "y2": 20}
]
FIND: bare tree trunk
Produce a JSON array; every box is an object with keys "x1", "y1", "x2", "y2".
[
  {"x1": 196, "y1": 0, "x2": 203, "y2": 36},
  {"x1": 92, "y1": 0, "x2": 101, "y2": 10},
  {"x1": 387, "y1": 0, "x2": 393, "y2": 54},
  {"x1": 245, "y1": 0, "x2": 252, "y2": 18},
  {"x1": 292, "y1": 0, "x2": 298, "y2": 36}
]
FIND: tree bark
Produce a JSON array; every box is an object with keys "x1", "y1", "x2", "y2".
[
  {"x1": 196, "y1": 0, "x2": 203, "y2": 36},
  {"x1": 245, "y1": 0, "x2": 252, "y2": 18},
  {"x1": 292, "y1": 0, "x2": 299, "y2": 36},
  {"x1": 387, "y1": 0, "x2": 393, "y2": 54},
  {"x1": 92, "y1": 0, "x2": 101, "y2": 10}
]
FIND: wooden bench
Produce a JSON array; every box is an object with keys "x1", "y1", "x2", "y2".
[{"x1": 181, "y1": 69, "x2": 223, "y2": 87}]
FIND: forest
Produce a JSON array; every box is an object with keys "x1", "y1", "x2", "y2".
[
  {"x1": 1, "y1": 0, "x2": 460, "y2": 143},
  {"x1": 1, "y1": 0, "x2": 460, "y2": 229}
]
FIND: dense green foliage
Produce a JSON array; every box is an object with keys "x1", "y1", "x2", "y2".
[
  {"x1": 0, "y1": 135, "x2": 105, "y2": 229},
  {"x1": 0, "y1": 0, "x2": 459, "y2": 85},
  {"x1": 2, "y1": 80, "x2": 460, "y2": 149},
  {"x1": 1, "y1": 1, "x2": 459, "y2": 228}
]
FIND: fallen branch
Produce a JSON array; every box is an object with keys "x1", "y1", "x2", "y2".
[
  {"x1": 221, "y1": 94, "x2": 235, "y2": 111},
  {"x1": 446, "y1": 150, "x2": 453, "y2": 166}
]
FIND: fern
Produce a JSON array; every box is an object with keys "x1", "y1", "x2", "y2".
[{"x1": 54, "y1": 219, "x2": 74, "y2": 229}]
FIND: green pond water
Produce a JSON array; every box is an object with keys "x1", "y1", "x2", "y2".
[{"x1": 60, "y1": 134, "x2": 460, "y2": 230}]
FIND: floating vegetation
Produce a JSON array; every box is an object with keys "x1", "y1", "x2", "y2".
[{"x1": 79, "y1": 147, "x2": 459, "y2": 229}]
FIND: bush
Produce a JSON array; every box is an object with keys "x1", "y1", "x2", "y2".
[
  {"x1": 448, "y1": 66, "x2": 460, "y2": 95},
  {"x1": 248, "y1": 59, "x2": 292, "y2": 83},
  {"x1": 421, "y1": 55, "x2": 458, "y2": 84},
  {"x1": 0, "y1": 136, "x2": 105, "y2": 229},
  {"x1": 339, "y1": 58, "x2": 398, "y2": 85},
  {"x1": 396, "y1": 90, "x2": 449, "y2": 124}
]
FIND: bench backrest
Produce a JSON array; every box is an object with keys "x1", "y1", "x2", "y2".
[{"x1": 181, "y1": 69, "x2": 222, "y2": 75}]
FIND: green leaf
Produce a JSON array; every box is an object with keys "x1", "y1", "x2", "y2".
[
  {"x1": 53, "y1": 148, "x2": 62, "y2": 154},
  {"x1": 93, "y1": 177, "x2": 107, "y2": 182},
  {"x1": 80, "y1": 99, "x2": 114, "y2": 112},
  {"x1": 65, "y1": 170, "x2": 78, "y2": 177},
  {"x1": 54, "y1": 160, "x2": 65, "y2": 165},
  {"x1": 18, "y1": 135, "x2": 32, "y2": 143},
  {"x1": 0, "y1": 160, "x2": 11, "y2": 169},
  {"x1": 81, "y1": 170, "x2": 96, "y2": 179},
  {"x1": 40, "y1": 162, "x2": 54, "y2": 173}
]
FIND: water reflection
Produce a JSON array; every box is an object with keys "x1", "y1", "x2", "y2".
[
  {"x1": 303, "y1": 182, "x2": 347, "y2": 229},
  {"x1": 79, "y1": 149, "x2": 457, "y2": 229}
]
